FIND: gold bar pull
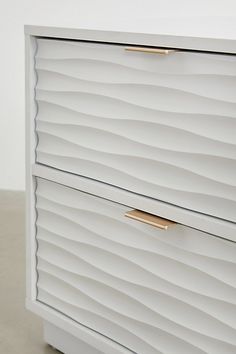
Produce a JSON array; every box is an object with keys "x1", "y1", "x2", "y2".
[
  {"x1": 125, "y1": 46, "x2": 176, "y2": 55},
  {"x1": 125, "y1": 209, "x2": 176, "y2": 230}
]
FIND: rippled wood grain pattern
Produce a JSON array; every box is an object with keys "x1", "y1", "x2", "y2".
[
  {"x1": 36, "y1": 178, "x2": 236, "y2": 354},
  {"x1": 35, "y1": 39, "x2": 236, "y2": 222}
]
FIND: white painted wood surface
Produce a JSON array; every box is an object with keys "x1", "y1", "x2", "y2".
[
  {"x1": 36, "y1": 177, "x2": 236, "y2": 354},
  {"x1": 25, "y1": 34, "x2": 38, "y2": 301},
  {"x1": 44, "y1": 321, "x2": 105, "y2": 354},
  {"x1": 26, "y1": 299, "x2": 130, "y2": 354},
  {"x1": 25, "y1": 17, "x2": 236, "y2": 54},
  {"x1": 25, "y1": 24, "x2": 236, "y2": 354},
  {"x1": 33, "y1": 164, "x2": 236, "y2": 243},
  {"x1": 35, "y1": 38, "x2": 236, "y2": 223}
]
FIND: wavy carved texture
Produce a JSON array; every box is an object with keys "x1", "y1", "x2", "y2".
[
  {"x1": 35, "y1": 39, "x2": 236, "y2": 223},
  {"x1": 36, "y1": 178, "x2": 236, "y2": 354}
]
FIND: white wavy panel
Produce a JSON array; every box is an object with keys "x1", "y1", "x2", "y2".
[
  {"x1": 36, "y1": 132, "x2": 236, "y2": 222},
  {"x1": 37, "y1": 100, "x2": 236, "y2": 145},
  {"x1": 36, "y1": 74, "x2": 236, "y2": 117},
  {"x1": 36, "y1": 60, "x2": 236, "y2": 103},
  {"x1": 36, "y1": 178, "x2": 236, "y2": 354},
  {"x1": 37, "y1": 121, "x2": 236, "y2": 184},
  {"x1": 36, "y1": 39, "x2": 236, "y2": 76},
  {"x1": 35, "y1": 39, "x2": 236, "y2": 223}
]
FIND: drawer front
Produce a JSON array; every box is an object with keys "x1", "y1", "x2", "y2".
[
  {"x1": 36, "y1": 178, "x2": 236, "y2": 354},
  {"x1": 35, "y1": 38, "x2": 236, "y2": 223}
]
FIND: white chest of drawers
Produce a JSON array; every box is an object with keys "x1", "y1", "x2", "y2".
[{"x1": 25, "y1": 22, "x2": 236, "y2": 354}]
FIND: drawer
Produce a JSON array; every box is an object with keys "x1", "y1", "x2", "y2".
[
  {"x1": 35, "y1": 177, "x2": 236, "y2": 354},
  {"x1": 35, "y1": 39, "x2": 236, "y2": 223}
]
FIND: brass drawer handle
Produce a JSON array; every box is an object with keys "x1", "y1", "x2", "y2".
[
  {"x1": 125, "y1": 209, "x2": 176, "y2": 230},
  {"x1": 125, "y1": 46, "x2": 176, "y2": 55}
]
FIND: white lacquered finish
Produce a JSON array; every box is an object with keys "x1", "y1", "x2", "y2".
[
  {"x1": 35, "y1": 38, "x2": 236, "y2": 223},
  {"x1": 33, "y1": 164, "x2": 236, "y2": 243},
  {"x1": 44, "y1": 321, "x2": 105, "y2": 354},
  {"x1": 36, "y1": 177, "x2": 236, "y2": 354},
  {"x1": 25, "y1": 24, "x2": 236, "y2": 354},
  {"x1": 25, "y1": 17, "x2": 236, "y2": 54}
]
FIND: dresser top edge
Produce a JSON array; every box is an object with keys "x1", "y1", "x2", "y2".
[{"x1": 24, "y1": 20, "x2": 236, "y2": 54}]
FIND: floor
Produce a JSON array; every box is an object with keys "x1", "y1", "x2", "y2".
[{"x1": 0, "y1": 190, "x2": 56, "y2": 354}]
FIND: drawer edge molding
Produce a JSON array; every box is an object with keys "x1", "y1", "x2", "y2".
[{"x1": 32, "y1": 164, "x2": 236, "y2": 243}]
